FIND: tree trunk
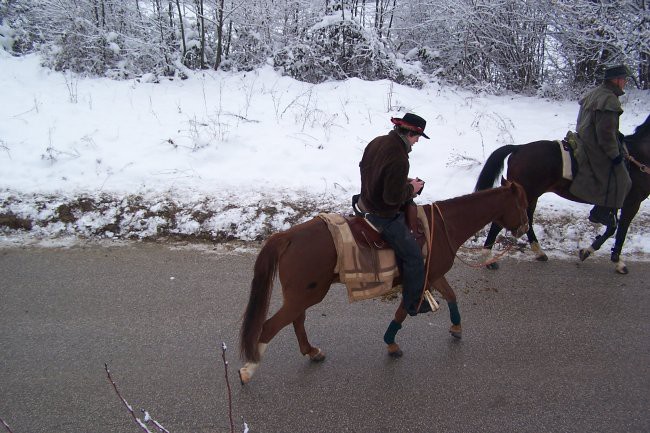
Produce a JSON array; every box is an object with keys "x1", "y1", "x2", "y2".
[
  {"x1": 175, "y1": 0, "x2": 187, "y2": 64},
  {"x1": 386, "y1": 0, "x2": 396, "y2": 39},
  {"x1": 195, "y1": 0, "x2": 205, "y2": 69},
  {"x1": 640, "y1": 51, "x2": 649, "y2": 90},
  {"x1": 214, "y1": 0, "x2": 224, "y2": 70},
  {"x1": 225, "y1": 20, "x2": 232, "y2": 57}
]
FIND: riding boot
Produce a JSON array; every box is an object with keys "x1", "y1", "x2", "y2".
[
  {"x1": 407, "y1": 298, "x2": 432, "y2": 316},
  {"x1": 588, "y1": 205, "x2": 616, "y2": 226},
  {"x1": 367, "y1": 212, "x2": 428, "y2": 316}
]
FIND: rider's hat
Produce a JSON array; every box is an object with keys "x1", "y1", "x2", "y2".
[
  {"x1": 391, "y1": 113, "x2": 430, "y2": 139},
  {"x1": 603, "y1": 64, "x2": 631, "y2": 80}
]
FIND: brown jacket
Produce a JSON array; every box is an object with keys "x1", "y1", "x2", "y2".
[
  {"x1": 569, "y1": 82, "x2": 631, "y2": 208},
  {"x1": 359, "y1": 130, "x2": 414, "y2": 217}
]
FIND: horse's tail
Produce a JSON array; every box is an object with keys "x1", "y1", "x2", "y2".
[
  {"x1": 240, "y1": 233, "x2": 290, "y2": 363},
  {"x1": 474, "y1": 144, "x2": 519, "y2": 191}
]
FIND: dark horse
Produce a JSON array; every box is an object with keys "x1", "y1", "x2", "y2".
[
  {"x1": 475, "y1": 114, "x2": 650, "y2": 274},
  {"x1": 239, "y1": 182, "x2": 528, "y2": 383}
]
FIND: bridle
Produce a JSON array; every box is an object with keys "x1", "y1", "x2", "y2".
[
  {"x1": 414, "y1": 197, "x2": 526, "y2": 311},
  {"x1": 430, "y1": 186, "x2": 528, "y2": 265}
]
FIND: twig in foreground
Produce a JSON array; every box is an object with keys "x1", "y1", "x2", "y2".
[
  {"x1": 141, "y1": 409, "x2": 171, "y2": 433},
  {"x1": 1, "y1": 416, "x2": 16, "y2": 433},
  {"x1": 104, "y1": 363, "x2": 155, "y2": 433},
  {"x1": 221, "y1": 342, "x2": 235, "y2": 433}
]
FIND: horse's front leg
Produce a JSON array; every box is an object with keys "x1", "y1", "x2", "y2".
[
  {"x1": 579, "y1": 221, "x2": 617, "y2": 261},
  {"x1": 432, "y1": 277, "x2": 462, "y2": 339},
  {"x1": 293, "y1": 311, "x2": 325, "y2": 362},
  {"x1": 383, "y1": 302, "x2": 408, "y2": 358},
  {"x1": 610, "y1": 193, "x2": 644, "y2": 274},
  {"x1": 382, "y1": 277, "x2": 462, "y2": 357}
]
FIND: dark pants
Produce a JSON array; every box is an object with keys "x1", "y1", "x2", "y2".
[{"x1": 366, "y1": 212, "x2": 425, "y2": 314}]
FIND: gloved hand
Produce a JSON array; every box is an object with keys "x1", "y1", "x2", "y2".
[{"x1": 611, "y1": 154, "x2": 623, "y2": 165}]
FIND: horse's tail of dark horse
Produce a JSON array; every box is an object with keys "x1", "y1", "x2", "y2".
[
  {"x1": 240, "y1": 232, "x2": 290, "y2": 363},
  {"x1": 474, "y1": 144, "x2": 519, "y2": 191}
]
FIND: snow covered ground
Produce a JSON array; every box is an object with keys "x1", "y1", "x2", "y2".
[{"x1": 1, "y1": 51, "x2": 648, "y2": 261}]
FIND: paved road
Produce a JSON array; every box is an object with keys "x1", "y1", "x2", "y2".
[{"x1": 0, "y1": 242, "x2": 648, "y2": 433}]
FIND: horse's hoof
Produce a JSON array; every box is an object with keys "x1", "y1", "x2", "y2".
[
  {"x1": 387, "y1": 343, "x2": 403, "y2": 358},
  {"x1": 579, "y1": 249, "x2": 591, "y2": 261},
  {"x1": 239, "y1": 368, "x2": 251, "y2": 385},
  {"x1": 449, "y1": 325, "x2": 462, "y2": 339},
  {"x1": 486, "y1": 262, "x2": 499, "y2": 270},
  {"x1": 307, "y1": 348, "x2": 326, "y2": 362},
  {"x1": 530, "y1": 242, "x2": 547, "y2": 261},
  {"x1": 615, "y1": 262, "x2": 628, "y2": 275}
]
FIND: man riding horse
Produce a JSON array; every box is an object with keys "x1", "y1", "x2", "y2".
[
  {"x1": 570, "y1": 64, "x2": 632, "y2": 226},
  {"x1": 355, "y1": 113, "x2": 432, "y2": 316}
]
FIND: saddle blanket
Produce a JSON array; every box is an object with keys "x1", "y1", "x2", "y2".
[
  {"x1": 318, "y1": 207, "x2": 430, "y2": 302},
  {"x1": 558, "y1": 140, "x2": 573, "y2": 180}
]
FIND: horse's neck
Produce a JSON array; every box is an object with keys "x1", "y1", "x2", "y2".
[{"x1": 431, "y1": 189, "x2": 510, "y2": 251}]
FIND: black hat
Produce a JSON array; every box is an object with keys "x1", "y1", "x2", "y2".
[
  {"x1": 390, "y1": 113, "x2": 430, "y2": 139},
  {"x1": 603, "y1": 64, "x2": 630, "y2": 80}
]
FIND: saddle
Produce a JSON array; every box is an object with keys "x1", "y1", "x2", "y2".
[
  {"x1": 345, "y1": 206, "x2": 427, "y2": 251},
  {"x1": 349, "y1": 195, "x2": 427, "y2": 251},
  {"x1": 559, "y1": 131, "x2": 580, "y2": 180},
  {"x1": 318, "y1": 205, "x2": 431, "y2": 303}
]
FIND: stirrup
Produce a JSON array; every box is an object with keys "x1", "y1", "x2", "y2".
[{"x1": 423, "y1": 290, "x2": 440, "y2": 312}]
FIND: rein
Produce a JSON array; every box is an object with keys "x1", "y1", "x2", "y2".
[
  {"x1": 431, "y1": 203, "x2": 517, "y2": 268},
  {"x1": 417, "y1": 204, "x2": 438, "y2": 312},
  {"x1": 626, "y1": 154, "x2": 650, "y2": 174}
]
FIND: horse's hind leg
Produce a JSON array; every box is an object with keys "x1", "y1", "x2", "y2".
[
  {"x1": 239, "y1": 304, "x2": 303, "y2": 384},
  {"x1": 293, "y1": 312, "x2": 325, "y2": 362}
]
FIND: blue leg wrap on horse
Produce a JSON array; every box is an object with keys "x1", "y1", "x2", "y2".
[
  {"x1": 448, "y1": 302, "x2": 461, "y2": 325},
  {"x1": 383, "y1": 320, "x2": 402, "y2": 345}
]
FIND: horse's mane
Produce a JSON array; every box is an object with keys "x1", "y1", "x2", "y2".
[
  {"x1": 625, "y1": 114, "x2": 650, "y2": 145},
  {"x1": 437, "y1": 186, "x2": 500, "y2": 205}
]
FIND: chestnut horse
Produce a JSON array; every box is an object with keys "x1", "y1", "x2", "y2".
[
  {"x1": 239, "y1": 182, "x2": 528, "y2": 383},
  {"x1": 474, "y1": 114, "x2": 649, "y2": 274}
]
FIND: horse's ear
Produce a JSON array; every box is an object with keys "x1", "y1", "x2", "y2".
[{"x1": 500, "y1": 177, "x2": 510, "y2": 186}]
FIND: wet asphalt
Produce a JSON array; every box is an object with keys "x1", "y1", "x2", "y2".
[{"x1": 0, "y1": 242, "x2": 648, "y2": 433}]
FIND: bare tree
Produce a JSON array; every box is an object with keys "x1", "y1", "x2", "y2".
[{"x1": 3, "y1": 0, "x2": 647, "y2": 92}]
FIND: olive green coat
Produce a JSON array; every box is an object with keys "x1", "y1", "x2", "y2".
[{"x1": 569, "y1": 82, "x2": 631, "y2": 208}]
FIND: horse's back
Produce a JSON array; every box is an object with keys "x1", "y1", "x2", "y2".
[
  {"x1": 507, "y1": 140, "x2": 560, "y2": 172},
  {"x1": 507, "y1": 140, "x2": 567, "y2": 197}
]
